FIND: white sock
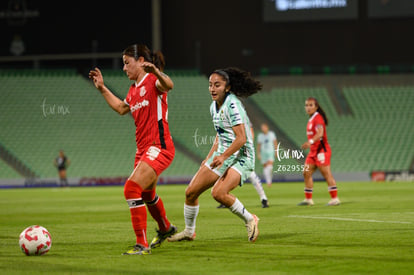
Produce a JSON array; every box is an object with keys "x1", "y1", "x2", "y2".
[
  {"x1": 184, "y1": 204, "x2": 199, "y2": 234},
  {"x1": 264, "y1": 165, "x2": 273, "y2": 185},
  {"x1": 229, "y1": 198, "x2": 253, "y2": 223},
  {"x1": 249, "y1": 172, "x2": 267, "y2": 201}
]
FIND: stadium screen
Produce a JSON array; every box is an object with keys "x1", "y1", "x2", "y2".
[
  {"x1": 263, "y1": 0, "x2": 358, "y2": 22},
  {"x1": 368, "y1": 0, "x2": 414, "y2": 18}
]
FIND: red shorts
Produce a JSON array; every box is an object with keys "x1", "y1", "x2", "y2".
[
  {"x1": 305, "y1": 149, "x2": 331, "y2": 166},
  {"x1": 134, "y1": 145, "x2": 175, "y2": 176}
]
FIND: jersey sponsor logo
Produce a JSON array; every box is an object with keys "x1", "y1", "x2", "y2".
[
  {"x1": 130, "y1": 99, "x2": 149, "y2": 113},
  {"x1": 307, "y1": 131, "x2": 314, "y2": 135},
  {"x1": 140, "y1": 86, "x2": 147, "y2": 97}
]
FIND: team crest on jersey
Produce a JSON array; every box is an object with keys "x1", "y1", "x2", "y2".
[
  {"x1": 220, "y1": 110, "x2": 225, "y2": 120},
  {"x1": 140, "y1": 86, "x2": 147, "y2": 97}
]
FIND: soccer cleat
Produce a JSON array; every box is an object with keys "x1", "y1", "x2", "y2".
[
  {"x1": 150, "y1": 224, "x2": 177, "y2": 249},
  {"x1": 122, "y1": 244, "x2": 151, "y2": 255},
  {"x1": 217, "y1": 204, "x2": 227, "y2": 209},
  {"x1": 261, "y1": 199, "x2": 269, "y2": 208},
  {"x1": 326, "y1": 198, "x2": 341, "y2": 206},
  {"x1": 246, "y1": 214, "x2": 259, "y2": 242},
  {"x1": 167, "y1": 230, "x2": 196, "y2": 242},
  {"x1": 297, "y1": 199, "x2": 314, "y2": 206}
]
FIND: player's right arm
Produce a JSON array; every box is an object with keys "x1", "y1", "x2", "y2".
[
  {"x1": 201, "y1": 134, "x2": 219, "y2": 166},
  {"x1": 273, "y1": 133, "x2": 278, "y2": 159},
  {"x1": 89, "y1": 68, "x2": 130, "y2": 115},
  {"x1": 256, "y1": 134, "x2": 262, "y2": 161}
]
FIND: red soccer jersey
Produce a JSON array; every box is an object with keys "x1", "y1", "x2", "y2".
[
  {"x1": 306, "y1": 112, "x2": 329, "y2": 153},
  {"x1": 124, "y1": 73, "x2": 174, "y2": 152}
]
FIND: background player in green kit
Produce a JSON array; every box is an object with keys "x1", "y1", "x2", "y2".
[
  {"x1": 257, "y1": 123, "x2": 278, "y2": 187},
  {"x1": 168, "y1": 68, "x2": 262, "y2": 243}
]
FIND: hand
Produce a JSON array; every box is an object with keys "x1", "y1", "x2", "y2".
[
  {"x1": 301, "y1": 142, "x2": 311, "y2": 150},
  {"x1": 210, "y1": 155, "x2": 225, "y2": 169},
  {"x1": 88, "y1": 67, "x2": 104, "y2": 91},
  {"x1": 141, "y1": 62, "x2": 158, "y2": 74}
]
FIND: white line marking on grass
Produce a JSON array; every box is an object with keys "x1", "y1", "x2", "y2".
[{"x1": 288, "y1": 215, "x2": 412, "y2": 224}]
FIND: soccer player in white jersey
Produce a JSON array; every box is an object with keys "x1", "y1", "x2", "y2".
[
  {"x1": 250, "y1": 125, "x2": 269, "y2": 207},
  {"x1": 168, "y1": 67, "x2": 262, "y2": 243},
  {"x1": 217, "y1": 123, "x2": 269, "y2": 208},
  {"x1": 257, "y1": 123, "x2": 278, "y2": 187}
]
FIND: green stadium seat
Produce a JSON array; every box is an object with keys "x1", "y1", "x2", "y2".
[{"x1": 252, "y1": 83, "x2": 414, "y2": 172}]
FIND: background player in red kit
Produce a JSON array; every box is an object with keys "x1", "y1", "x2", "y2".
[
  {"x1": 89, "y1": 44, "x2": 177, "y2": 255},
  {"x1": 298, "y1": 97, "x2": 340, "y2": 206}
]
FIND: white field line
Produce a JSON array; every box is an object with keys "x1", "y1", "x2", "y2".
[{"x1": 287, "y1": 215, "x2": 412, "y2": 224}]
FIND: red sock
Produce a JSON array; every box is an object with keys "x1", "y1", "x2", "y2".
[
  {"x1": 304, "y1": 188, "x2": 313, "y2": 200},
  {"x1": 124, "y1": 180, "x2": 148, "y2": 247},
  {"x1": 328, "y1": 186, "x2": 338, "y2": 199},
  {"x1": 142, "y1": 189, "x2": 171, "y2": 232}
]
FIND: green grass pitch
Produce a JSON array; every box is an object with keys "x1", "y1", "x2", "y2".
[{"x1": 1, "y1": 181, "x2": 414, "y2": 274}]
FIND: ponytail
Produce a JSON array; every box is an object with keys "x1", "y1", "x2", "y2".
[
  {"x1": 307, "y1": 97, "x2": 328, "y2": 125},
  {"x1": 317, "y1": 106, "x2": 328, "y2": 126},
  {"x1": 212, "y1": 67, "x2": 262, "y2": 98},
  {"x1": 151, "y1": 51, "x2": 165, "y2": 72},
  {"x1": 123, "y1": 44, "x2": 166, "y2": 72}
]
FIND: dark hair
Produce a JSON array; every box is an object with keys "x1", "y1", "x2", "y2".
[
  {"x1": 212, "y1": 67, "x2": 262, "y2": 98},
  {"x1": 307, "y1": 97, "x2": 328, "y2": 126},
  {"x1": 123, "y1": 44, "x2": 166, "y2": 72}
]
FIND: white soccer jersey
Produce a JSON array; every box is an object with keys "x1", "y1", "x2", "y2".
[
  {"x1": 257, "y1": 131, "x2": 277, "y2": 155},
  {"x1": 210, "y1": 93, "x2": 254, "y2": 159}
]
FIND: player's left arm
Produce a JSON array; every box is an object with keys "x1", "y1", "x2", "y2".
[
  {"x1": 141, "y1": 62, "x2": 174, "y2": 92},
  {"x1": 273, "y1": 138, "x2": 278, "y2": 158},
  {"x1": 301, "y1": 125, "x2": 324, "y2": 149},
  {"x1": 210, "y1": 124, "x2": 246, "y2": 169}
]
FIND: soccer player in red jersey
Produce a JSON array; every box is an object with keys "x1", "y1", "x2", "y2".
[
  {"x1": 298, "y1": 97, "x2": 340, "y2": 206},
  {"x1": 89, "y1": 44, "x2": 177, "y2": 255}
]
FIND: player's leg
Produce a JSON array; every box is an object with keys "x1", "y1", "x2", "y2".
[
  {"x1": 319, "y1": 165, "x2": 340, "y2": 206},
  {"x1": 298, "y1": 161, "x2": 317, "y2": 206},
  {"x1": 263, "y1": 161, "x2": 274, "y2": 187},
  {"x1": 168, "y1": 164, "x2": 219, "y2": 242},
  {"x1": 59, "y1": 170, "x2": 68, "y2": 187},
  {"x1": 249, "y1": 171, "x2": 269, "y2": 207},
  {"x1": 137, "y1": 148, "x2": 177, "y2": 248},
  {"x1": 123, "y1": 161, "x2": 158, "y2": 255},
  {"x1": 141, "y1": 179, "x2": 177, "y2": 248},
  {"x1": 211, "y1": 168, "x2": 259, "y2": 242}
]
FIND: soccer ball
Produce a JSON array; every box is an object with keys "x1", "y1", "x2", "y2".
[{"x1": 19, "y1": 225, "x2": 52, "y2": 256}]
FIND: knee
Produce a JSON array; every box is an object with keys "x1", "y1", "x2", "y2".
[
  {"x1": 211, "y1": 186, "x2": 225, "y2": 202},
  {"x1": 303, "y1": 167, "x2": 313, "y2": 179},
  {"x1": 185, "y1": 186, "x2": 198, "y2": 203},
  {"x1": 124, "y1": 179, "x2": 142, "y2": 200},
  {"x1": 142, "y1": 189, "x2": 156, "y2": 203}
]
